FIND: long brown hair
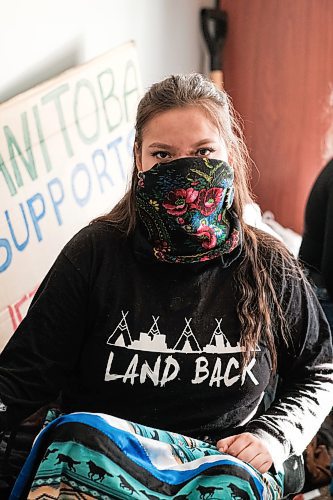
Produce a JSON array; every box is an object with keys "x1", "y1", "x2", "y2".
[{"x1": 94, "y1": 73, "x2": 300, "y2": 370}]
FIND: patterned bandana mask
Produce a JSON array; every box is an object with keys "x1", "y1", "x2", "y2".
[{"x1": 135, "y1": 157, "x2": 241, "y2": 264}]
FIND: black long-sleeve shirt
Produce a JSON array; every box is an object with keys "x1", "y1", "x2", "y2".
[
  {"x1": 0, "y1": 222, "x2": 332, "y2": 470},
  {"x1": 299, "y1": 158, "x2": 333, "y2": 299}
]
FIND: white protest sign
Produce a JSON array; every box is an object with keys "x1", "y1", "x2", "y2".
[{"x1": 0, "y1": 41, "x2": 142, "y2": 351}]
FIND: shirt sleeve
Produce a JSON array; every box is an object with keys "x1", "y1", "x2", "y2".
[
  {"x1": 0, "y1": 240, "x2": 90, "y2": 431},
  {"x1": 245, "y1": 274, "x2": 333, "y2": 469}
]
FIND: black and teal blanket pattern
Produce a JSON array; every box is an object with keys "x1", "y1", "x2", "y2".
[{"x1": 10, "y1": 412, "x2": 284, "y2": 499}]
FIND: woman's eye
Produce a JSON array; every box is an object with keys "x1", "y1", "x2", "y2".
[
  {"x1": 196, "y1": 148, "x2": 214, "y2": 156},
  {"x1": 152, "y1": 151, "x2": 170, "y2": 160}
]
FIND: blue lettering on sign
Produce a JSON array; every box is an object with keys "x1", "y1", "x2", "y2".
[
  {"x1": 0, "y1": 132, "x2": 133, "y2": 274},
  {"x1": 47, "y1": 178, "x2": 65, "y2": 225},
  {"x1": 71, "y1": 162, "x2": 92, "y2": 207},
  {"x1": 5, "y1": 204, "x2": 30, "y2": 251},
  {"x1": 0, "y1": 238, "x2": 12, "y2": 273},
  {"x1": 92, "y1": 148, "x2": 114, "y2": 192},
  {"x1": 26, "y1": 193, "x2": 46, "y2": 242}
]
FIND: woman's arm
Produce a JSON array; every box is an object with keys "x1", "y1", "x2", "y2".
[
  {"x1": 238, "y1": 276, "x2": 333, "y2": 471},
  {"x1": 0, "y1": 236, "x2": 90, "y2": 430}
]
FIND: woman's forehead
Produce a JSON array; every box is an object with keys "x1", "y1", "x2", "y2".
[{"x1": 142, "y1": 106, "x2": 222, "y2": 141}]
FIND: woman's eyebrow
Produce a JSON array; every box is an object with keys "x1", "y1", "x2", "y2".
[
  {"x1": 148, "y1": 142, "x2": 172, "y2": 149},
  {"x1": 148, "y1": 139, "x2": 216, "y2": 149}
]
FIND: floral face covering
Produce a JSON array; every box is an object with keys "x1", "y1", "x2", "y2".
[{"x1": 135, "y1": 157, "x2": 241, "y2": 264}]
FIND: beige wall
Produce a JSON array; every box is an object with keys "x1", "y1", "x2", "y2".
[{"x1": 0, "y1": 0, "x2": 213, "y2": 102}]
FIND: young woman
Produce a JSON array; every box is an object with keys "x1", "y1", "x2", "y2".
[{"x1": 0, "y1": 74, "x2": 332, "y2": 499}]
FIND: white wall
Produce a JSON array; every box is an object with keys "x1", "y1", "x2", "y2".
[{"x1": 0, "y1": 0, "x2": 214, "y2": 102}]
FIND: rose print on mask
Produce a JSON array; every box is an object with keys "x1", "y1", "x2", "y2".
[
  {"x1": 192, "y1": 187, "x2": 224, "y2": 216},
  {"x1": 135, "y1": 157, "x2": 241, "y2": 264},
  {"x1": 162, "y1": 188, "x2": 198, "y2": 216},
  {"x1": 196, "y1": 224, "x2": 217, "y2": 249}
]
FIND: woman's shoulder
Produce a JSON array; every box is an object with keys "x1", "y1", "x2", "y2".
[
  {"x1": 61, "y1": 221, "x2": 129, "y2": 268},
  {"x1": 68, "y1": 220, "x2": 125, "y2": 246}
]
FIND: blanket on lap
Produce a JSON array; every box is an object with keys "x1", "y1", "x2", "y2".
[{"x1": 10, "y1": 412, "x2": 284, "y2": 500}]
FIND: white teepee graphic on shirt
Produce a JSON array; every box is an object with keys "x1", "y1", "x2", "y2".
[
  {"x1": 106, "y1": 311, "x2": 260, "y2": 354},
  {"x1": 144, "y1": 316, "x2": 161, "y2": 338},
  {"x1": 203, "y1": 318, "x2": 247, "y2": 353},
  {"x1": 208, "y1": 319, "x2": 230, "y2": 348},
  {"x1": 173, "y1": 318, "x2": 201, "y2": 352},
  {"x1": 127, "y1": 316, "x2": 171, "y2": 352},
  {"x1": 107, "y1": 310, "x2": 133, "y2": 347}
]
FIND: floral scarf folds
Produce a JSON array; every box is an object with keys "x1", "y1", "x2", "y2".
[{"x1": 135, "y1": 157, "x2": 241, "y2": 264}]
